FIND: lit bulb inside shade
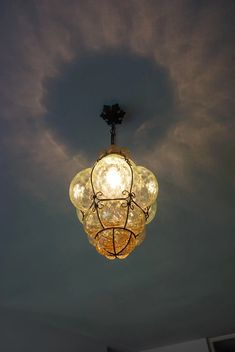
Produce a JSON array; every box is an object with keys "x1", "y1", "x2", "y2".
[
  {"x1": 106, "y1": 167, "x2": 122, "y2": 189},
  {"x1": 92, "y1": 154, "x2": 132, "y2": 198}
]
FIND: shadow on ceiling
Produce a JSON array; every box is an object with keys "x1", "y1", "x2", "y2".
[{"x1": 42, "y1": 50, "x2": 177, "y2": 158}]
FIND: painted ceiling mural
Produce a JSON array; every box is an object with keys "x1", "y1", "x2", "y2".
[{"x1": 0, "y1": 0, "x2": 234, "y2": 350}]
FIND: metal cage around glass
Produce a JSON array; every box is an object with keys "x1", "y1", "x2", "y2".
[{"x1": 69, "y1": 149, "x2": 158, "y2": 260}]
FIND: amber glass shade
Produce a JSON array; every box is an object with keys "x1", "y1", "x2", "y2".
[{"x1": 70, "y1": 151, "x2": 158, "y2": 260}]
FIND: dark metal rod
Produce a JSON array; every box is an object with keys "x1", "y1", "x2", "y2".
[
  {"x1": 100, "y1": 104, "x2": 125, "y2": 146},
  {"x1": 111, "y1": 123, "x2": 115, "y2": 145}
]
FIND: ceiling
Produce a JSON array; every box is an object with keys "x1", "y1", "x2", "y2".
[{"x1": 1, "y1": 0, "x2": 235, "y2": 350}]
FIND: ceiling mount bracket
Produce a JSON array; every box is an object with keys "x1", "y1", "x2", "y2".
[{"x1": 100, "y1": 104, "x2": 125, "y2": 145}]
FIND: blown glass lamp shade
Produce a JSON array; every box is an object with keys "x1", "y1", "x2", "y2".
[{"x1": 69, "y1": 149, "x2": 158, "y2": 260}]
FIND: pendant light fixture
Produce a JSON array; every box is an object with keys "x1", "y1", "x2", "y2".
[{"x1": 69, "y1": 104, "x2": 158, "y2": 260}]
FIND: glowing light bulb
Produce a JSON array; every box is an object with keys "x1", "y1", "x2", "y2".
[
  {"x1": 91, "y1": 154, "x2": 132, "y2": 198},
  {"x1": 106, "y1": 167, "x2": 121, "y2": 188}
]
